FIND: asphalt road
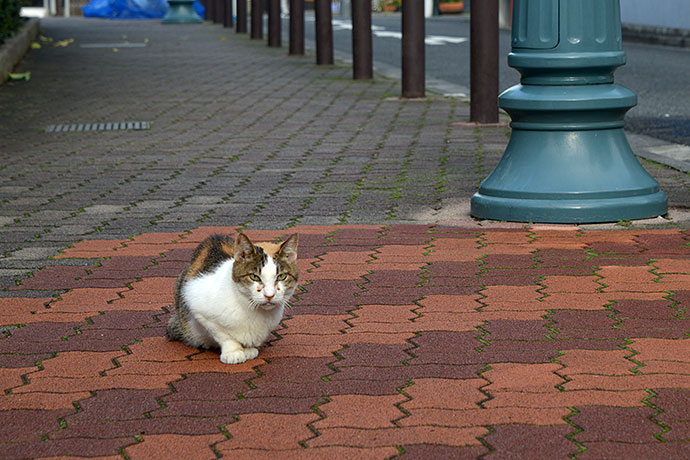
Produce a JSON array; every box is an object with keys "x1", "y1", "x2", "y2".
[{"x1": 298, "y1": 13, "x2": 690, "y2": 147}]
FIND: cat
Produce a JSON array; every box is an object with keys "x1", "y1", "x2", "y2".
[{"x1": 166, "y1": 232, "x2": 299, "y2": 364}]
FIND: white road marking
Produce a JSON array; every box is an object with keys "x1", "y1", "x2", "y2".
[{"x1": 319, "y1": 18, "x2": 467, "y2": 46}]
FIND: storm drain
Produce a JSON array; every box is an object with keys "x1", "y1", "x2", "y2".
[
  {"x1": 45, "y1": 121, "x2": 151, "y2": 133},
  {"x1": 80, "y1": 43, "x2": 148, "y2": 48}
]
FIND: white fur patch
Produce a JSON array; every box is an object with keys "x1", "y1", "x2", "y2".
[{"x1": 181, "y1": 259, "x2": 285, "y2": 354}]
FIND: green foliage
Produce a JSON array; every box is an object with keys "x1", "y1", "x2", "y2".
[
  {"x1": 1, "y1": 0, "x2": 26, "y2": 44},
  {"x1": 376, "y1": 0, "x2": 400, "y2": 11}
]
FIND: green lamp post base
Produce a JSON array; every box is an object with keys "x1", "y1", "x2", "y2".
[
  {"x1": 470, "y1": 0, "x2": 667, "y2": 223},
  {"x1": 162, "y1": 0, "x2": 202, "y2": 24},
  {"x1": 471, "y1": 84, "x2": 668, "y2": 223}
]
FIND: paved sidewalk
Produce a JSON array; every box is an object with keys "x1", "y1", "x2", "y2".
[{"x1": 1, "y1": 17, "x2": 689, "y2": 459}]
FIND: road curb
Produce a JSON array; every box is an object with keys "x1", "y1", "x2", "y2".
[
  {"x1": 627, "y1": 132, "x2": 690, "y2": 174},
  {"x1": 0, "y1": 18, "x2": 40, "y2": 84},
  {"x1": 623, "y1": 23, "x2": 690, "y2": 49}
]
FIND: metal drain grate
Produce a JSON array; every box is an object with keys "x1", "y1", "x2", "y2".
[
  {"x1": 80, "y1": 43, "x2": 148, "y2": 48},
  {"x1": 45, "y1": 121, "x2": 151, "y2": 133}
]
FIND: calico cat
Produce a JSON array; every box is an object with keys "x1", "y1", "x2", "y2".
[{"x1": 167, "y1": 232, "x2": 299, "y2": 364}]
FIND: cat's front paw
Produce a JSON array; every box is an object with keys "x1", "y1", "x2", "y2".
[
  {"x1": 244, "y1": 347, "x2": 259, "y2": 360},
  {"x1": 220, "y1": 347, "x2": 258, "y2": 364},
  {"x1": 220, "y1": 349, "x2": 248, "y2": 364}
]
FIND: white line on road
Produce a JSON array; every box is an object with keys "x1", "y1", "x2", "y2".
[{"x1": 320, "y1": 18, "x2": 467, "y2": 46}]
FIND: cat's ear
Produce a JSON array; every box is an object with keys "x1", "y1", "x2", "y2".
[
  {"x1": 233, "y1": 233, "x2": 255, "y2": 262},
  {"x1": 278, "y1": 233, "x2": 298, "y2": 263}
]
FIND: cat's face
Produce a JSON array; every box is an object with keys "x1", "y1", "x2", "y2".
[{"x1": 232, "y1": 233, "x2": 299, "y2": 310}]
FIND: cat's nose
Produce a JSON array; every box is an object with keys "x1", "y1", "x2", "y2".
[{"x1": 264, "y1": 293, "x2": 275, "y2": 301}]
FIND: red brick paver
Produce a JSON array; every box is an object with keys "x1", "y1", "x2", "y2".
[{"x1": 2, "y1": 225, "x2": 689, "y2": 458}]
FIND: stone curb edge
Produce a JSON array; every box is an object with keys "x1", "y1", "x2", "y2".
[
  {"x1": 0, "y1": 18, "x2": 40, "y2": 85},
  {"x1": 623, "y1": 23, "x2": 690, "y2": 49}
]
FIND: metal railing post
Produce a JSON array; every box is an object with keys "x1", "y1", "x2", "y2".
[
  {"x1": 251, "y1": 0, "x2": 263, "y2": 39},
  {"x1": 289, "y1": 0, "x2": 305, "y2": 55},
  {"x1": 401, "y1": 0, "x2": 425, "y2": 97},
  {"x1": 470, "y1": 0, "x2": 499, "y2": 123},
  {"x1": 224, "y1": 0, "x2": 234, "y2": 27},
  {"x1": 236, "y1": 0, "x2": 247, "y2": 32},
  {"x1": 268, "y1": 0, "x2": 281, "y2": 47},
  {"x1": 215, "y1": 0, "x2": 223, "y2": 24},
  {"x1": 315, "y1": 0, "x2": 334, "y2": 65},
  {"x1": 351, "y1": 0, "x2": 372, "y2": 79}
]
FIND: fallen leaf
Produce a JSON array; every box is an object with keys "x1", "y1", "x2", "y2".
[
  {"x1": 8, "y1": 72, "x2": 31, "y2": 81},
  {"x1": 31, "y1": 42, "x2": 41, "y2": 49},
  {"x1": 54, "y1": 38, "x2": 75, "y2": 47},
  {"x1": 113, "y1": 48, "x2": 120, "y2": 52},
  {"x1": 39, "y1": 35, "x2": 53, "y2": 42}
]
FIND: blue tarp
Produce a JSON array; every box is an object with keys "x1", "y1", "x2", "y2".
[{"x1": 83, "y1": 0, "x2": 204, "y2": 19}]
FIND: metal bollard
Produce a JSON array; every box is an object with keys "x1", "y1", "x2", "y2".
[
  {"x1": 470, "y1": 0, "x2": 667, "y2": 223},
  {"x1": 351, "y1": 0, "x2": 372, "y2": 79},
  {"x1": 470, "y1": 0, "x2": 499, "y2": 123},
  {"x1": 251, "y1": 0, "x2": 264, "y2": 39},
  {"x1": 237, "y1": 0, "x2": 247, "y2": 33},
  {"x1": 206, "y1": 0, "x2": 213, "y2": 21},
  {"x1": 205, "y1": 0, "x2": 213, "y2": 21},
  {"x1": 289, "y1": 0, "x2": 305, "y2": 55},
  {"x1": 268, "y1": 0, "x2": 281, "y2": 47},
  {"x1": 214, "y1": 0, "x2": 223, "y2": 24},
  {"x1": 315, "y1": 0, "x2": 334, "y2": 65},
  {"x1": 223, "y1": 0, "x2": 234, "y2": 27},
  {"x1": 401, "y1": 0, "x2": 424, "y2": 97}
]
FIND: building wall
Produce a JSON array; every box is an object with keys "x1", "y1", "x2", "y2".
[{"x1": 620, "y1": 0, "x2": 690, "y2": 30}]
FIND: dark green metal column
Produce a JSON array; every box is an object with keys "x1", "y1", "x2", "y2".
[{"x1": 470, "y1": 0, "x2": 667, "y2": 223}]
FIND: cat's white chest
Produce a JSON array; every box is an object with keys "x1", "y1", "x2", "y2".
[{"x1": 181, "y1": 260, "x2": 283, "y2": 348}]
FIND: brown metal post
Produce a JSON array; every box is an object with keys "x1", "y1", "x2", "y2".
[
  {"x1": 237, "y1": 0, "x2": 247, "y2": 33},
  {"x1": 401, "y1": 0, "x2": 425, "y2": 98},
  {"x1": 470, "y1": 0, "x2": 499, "y2": 123},
  {"x1": 215, "y1": 0, "x2": 223, "y2": 24},
  {"x1": 351, "y1": 0, "x2": 372, "y2": 79},
  {"x1": 289, "y1": 0, "x2": 304, "y2": 55},
  {"x1": 314, "y1": 0, "x2": 333, "y2": 65},
  {"x1": 268, "y1": 0, "x2": 281, "y2": 47},
  {"x1": 251, "y1": 0, "x2": 263, "y2": 39},
  {"x1": 223, "y1": 0, "x2": 234, "y2": 27},
  {"x1": 205, "y1": 0, "x2": 213, "y2": 21}
]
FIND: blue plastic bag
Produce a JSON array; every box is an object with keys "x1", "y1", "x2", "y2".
[
  {"x1": 83, "y1": 0, "x2": 168, "y2": 18},
  {"x1": 193, "y1": 0, "x2": 204, "y2": 18},
  {"x1": 83, "y1": 0, "x2": 204, "y2": 20}
]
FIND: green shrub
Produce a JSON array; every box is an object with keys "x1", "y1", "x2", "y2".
[{"x1": 1, "y1": 0, "x2": 26, "y2": 44}]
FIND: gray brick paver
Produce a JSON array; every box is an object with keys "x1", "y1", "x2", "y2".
[{"x1": 1, "y1": 17, "x2": 689, "y2": 293}]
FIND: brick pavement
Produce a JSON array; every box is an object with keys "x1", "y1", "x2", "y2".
[{"x1": 1, "y1": 17, "x2": 689, "y2": 459}]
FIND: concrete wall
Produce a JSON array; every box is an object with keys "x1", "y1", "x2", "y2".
[{"x1": 620, "y1": 0, "x2": 690, "y2": 30}]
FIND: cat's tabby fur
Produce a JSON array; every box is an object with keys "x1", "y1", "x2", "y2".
[{"x1": 167, "y1": 232, "x2": 299, "y2": 364}]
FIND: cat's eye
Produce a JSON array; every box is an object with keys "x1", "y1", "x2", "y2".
[
  {"x1": 249, "y1": 274, "x2": 261, "y2": 282},
  {"x1": 277, "y1": 273, "x2": 288, "y2": 281}
]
